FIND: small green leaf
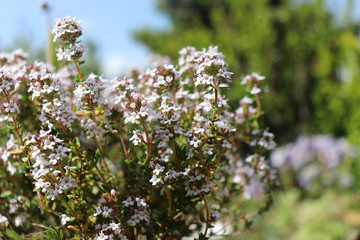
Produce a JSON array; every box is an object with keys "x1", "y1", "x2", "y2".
[
  {"x1": 59, "y1": 229, "x2": 64, "y2": 240},
  {"x1": 46, "y1": 226, "x2": 59, "y2": 240},
  {"x1": 75, "y1": 74, "x2": 81, "y2": 84},
  {"x1": 6, "y1": 228, "x2": 21, "y2": 239},
  {"x1": 0, "y1": 191, "x2": 12, "y2": 198}
]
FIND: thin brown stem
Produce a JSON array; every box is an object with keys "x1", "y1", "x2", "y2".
[
  {"x1": 10, "y1": 115, "x2": 31, "y2": 166},
  {"x1": 255, "y1": 94, "x2": 261, "y2": 118},
  {"x1": 166, "y1": 187, "x2": 172, "y2": 219},
  {"x1": 120, "y1": 134, "x2": 130, "y2": 162},
  {"x1": 93, "y1": 136, "x2": 109, "y2": 176},
  {"x1": 143, "y1": 124, "x2": 151, "y2": 165},
  {"x1": 62, "y1": 199, "x2": 77, "y2": 217},
  {"x1": 95, "y1": 165, "x2": 110, "y2": 191},
  {"x1": 0, "y1": 185, "x2": 17, "y2": 193},
  {"x1": 203, "y1": 196, "x2": 210, "y2": 237},
  {"x1": 171, "y1": 87, "x2": 176, "y2": 105},
  {"x1": 212, "y1": 87, "x2": 218, "y2": 123},
  {"x1": 74, "y1": 61, "x2": 83, "y2": 81},
  {"x1": 172, "y1": 143, "x2": 179, "y2": 171}
]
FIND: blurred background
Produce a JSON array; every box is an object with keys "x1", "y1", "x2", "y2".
[{"x1": 2, "y1": 0, "x2": 360, "y2": 239}]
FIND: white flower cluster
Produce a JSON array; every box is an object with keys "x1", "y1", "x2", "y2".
[
  {"x1": 178, "y1": 46, "x2": 201, "y2": 72},
  {"x1": 26, "y1": 130, "x2": 75, "y2": 201},
  {"x1": 74, "y1": 73, "x2": 107, "y2": 110},
  {"x1": 250, "y1": 129, "x2": 276, "y2": 150},
  {"x1": 122, "y1": 197, "x2": 150, "y2": 226},
  {"x1": 153, "y1": 64, "x2": 180, "y2": 89},
  {"x1": 185, "y1": 169, "x2": 216, "y2": 196},
  {"x1": 0, "y1": 49, "x2": 28, "y2": 66},
  {"x1": 94, "y1": 205, "x2": 113, "y2": 218},
  {"x1": 52, "y1": 16, "x2": 83, "y2": 43},
  {"x1": 0, "y1": 68, "x2": 19, "y2": 95},
  {"x1": 28, "y1": 69, "x2": 60, "y2": 100},
  {"x1": 241, "y1": 72, "x2": 265, "y2": 95},
  {"x1": 149, "y1": 158, "x2": 182, "y2": 186},
  {"x1": 123, "y1": 92, "x2": 149, "y2": 124},
  {"x1": 41, "y1": 97, "x2": 77, "y2": 128},
  {"x1": 52, "y1": 16, "x2": 86, "y2": 62},
  {"x1": 94, "y1": 222, "x2": 128, "y2": 240},
  {"x1": 81, "y1": 118, "x2": 106, "y2": 138},
  {"x1": 57, "y1": 44, "x2": 86, "y2": 62},
  {"x1": 0, "y1": 135, "x2": 18, "y2": 175},
  {"x1": 216, "y1": 153, "x2": 277, "y2": 200},
  {"x1": 194, "y1": 46, "x2": 232, "y2": 87}
]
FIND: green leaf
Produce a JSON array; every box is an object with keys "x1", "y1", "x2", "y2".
[
  {"x1": 0, "y1": 191, "x2": 12, "y2": 198},
  {"x1": 75, "y1": 74, "x2": 81, "y2": 84},
  {"x1": 5, "y1": 228, "x2": 22, "y2": 239},
  {"x1": 74, "y1": 137, "x2": 80, "y2": 148},
  {"x1": 59, "y1": 229, "x2": 64, "y2": 240},
  {"x1": 19, "y1": 162, "x2": 30, "y2": 171},
  {"x1": 46, "y1": 226, "x2": 59, "y2": 240}
]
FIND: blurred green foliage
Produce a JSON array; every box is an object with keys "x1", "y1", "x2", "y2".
[
  {"x1": 134, "y1": 0, "x2": 360, "y2": 144},
  {"x1": 240, "y1": 189, "x2": 359, "y2": 240}
]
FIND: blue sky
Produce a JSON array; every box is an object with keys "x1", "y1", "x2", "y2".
[
  {"x1": 0, "y1": 0, "x2": 170, "y2": 77},
  {"x1": 0, "y1": 0, "x2": 359, "y2": 78}
]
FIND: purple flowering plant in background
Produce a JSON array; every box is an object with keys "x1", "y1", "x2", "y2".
[
  {"x1": 271, "y1": 135, "x2": 357, "y2": 192},
  {"x1": 0, "y1": 16, "x2": 277, "y2": 239}
]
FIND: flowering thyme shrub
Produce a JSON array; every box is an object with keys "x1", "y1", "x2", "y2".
[{"x1": 0, "y1": 16, "x2": 277, "y2": 239}]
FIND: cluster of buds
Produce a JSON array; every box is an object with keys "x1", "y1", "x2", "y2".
[
  {"x1": 194, "y1": 46, "x2": 232, "y2": 88},
  {"x1": 52, "y1": 16, "x2": 86, "y2": 63},
  {"x1": 124, "y1": 92, "x2": 149, "y2": 124}
]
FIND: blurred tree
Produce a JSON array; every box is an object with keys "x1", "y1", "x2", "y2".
[{"x1": 135, "y1": 0, "x2": 360, "y2": 144}]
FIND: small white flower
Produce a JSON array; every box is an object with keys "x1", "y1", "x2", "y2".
[
  {"x1": 3, "y1": 101, "x2": 19, "y2": 113},
  {"x1": 250, "y1": 87, "x2": 261, "y2": 95},
  {"x1": 122, "y1": 197, "x2": 134, "y2": 207},
  {"x1": 0, "y1": 214, "x2": 8, "y2": 224},
  {"x1": 60, "y1": 214, "x2": 71, "y2": 225},
  {"x1": 102, "y1": 206, "x2": 113, "y2": 217}
]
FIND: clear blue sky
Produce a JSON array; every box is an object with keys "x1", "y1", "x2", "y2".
[
  {"x1": 0, "y1": 0, "x2": 170, "y2": 77},
  {"x1": 0, "y1": 0, "x2": 359, "y2": 78}
]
